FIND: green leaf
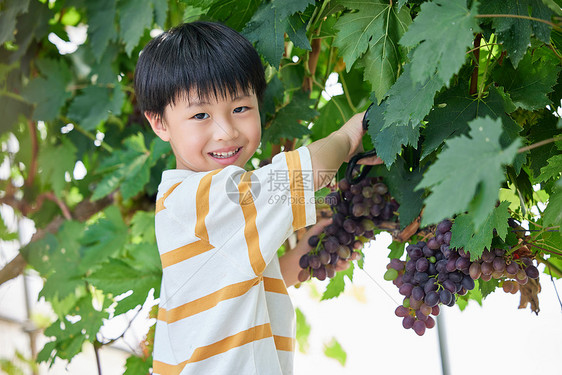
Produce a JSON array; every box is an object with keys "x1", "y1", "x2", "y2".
[
  {"x1": 86, "y1": 0, "x2": 116, "y2": 61},
  {"x1": 92, "y1": 133, "x2": 152, "y2": 201},
  {"x1": 87, "y1": 257, "x2": 160, "y2": 315},
  {"x1": 543, "y1": 184, "x2": 562, "y2": 230},
  {"x1": 538, "y1": 154, "x2": 562, "y2": 182},
  {"x1": 422, "y1": 84, "x2": 520, "y2": 160},
  {"x1": 493, "y1": 47, "x2": 561, "y2": 111},
  {"x1": 80, "y1": 206, "x2": 128, "y2": 268},
  {"x1": 243, "y1": 0, "x2": 314, "y2": 66},
  {"x1": 295, "y1": 308, "x2": 311, "y2": 353},
  {"x1": 131, "y1": 210, "x2": 156, "y2": 243},
  {"x1": 417, "y1": 117, "x2": 521, "y2": 227},
  {"x1": 262, "y1": 91, "x2": 317, "y2": 144},
  {"x1": 67, "y1": 85, "x2": 125, "y2": 131},
  {"x1": 286, "y1": 13, "x2": 311, "y2": 51},
  {"x1": 322, "y1": 262, "x2": 354, "y2": 300},
  {"x1": 450, "y1": 201, "x2": 511, "y2": 260},
  {"x1": 334, "y1": 0, "x2": 411, "y2": 102},
  {"x1": 37, "y1": 138, "x2": 76, "y2": 197},
  {"x1": 323, "y1": 338, "x2": 347, "y2": 366},
  {"x1": 479, "y1": 0, "x2": 553, "y2": 67},
  {"x1": 388, "y1": 241, "x2": 405, "y2": 259},
  {"x1": 202, "y1": 0, "x2": 260, "y2": 31},
  {"x1": 367, "y1": 100, "x2": 420, "y2": 167},
  {"x1": 0, "y1": 0, "x2": 30, "y2": 45},
  {"x1": 400, "y1": 0, "x2": 479, "y2": 86},
  {"x1": 124, "y1": 355, "x2": 152, "y2": 375},
  {"x1": 380, "y1": 157, "x2": 424, "y2": 229},
  {"x1": 119, "y1": 0, "x2": 154, "y2": 55},
  {"x1": 479, "y1": 277, "x2": 500, "y2": 299},
  {"x1": 382, "y1": 63, "x2": 443, "y2": 129},
  {"x1": 21, "y1": 58, "x2": 72, "y2": 121}
]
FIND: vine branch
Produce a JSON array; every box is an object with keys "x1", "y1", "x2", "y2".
[
  {"x1": 518, "y1": 135, "x2": 562, "y2": 153},
  {"x1": 476, "y1": 14, "x2": 561, "y2": 31}
]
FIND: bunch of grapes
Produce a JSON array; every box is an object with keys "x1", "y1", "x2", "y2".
[
  {"x1": 385, "y1": 218, "x2": 541, "y2": 335},
  {"x1": 385, "y1": 219, "x2": 474, "y2": 336},
  {"x1": 298, "y1": 177, "x2": 399, "y2": 282}
]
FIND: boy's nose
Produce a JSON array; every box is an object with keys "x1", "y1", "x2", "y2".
[{"x1": 212, "y1": 117, "x2": 239, "y2": 141}]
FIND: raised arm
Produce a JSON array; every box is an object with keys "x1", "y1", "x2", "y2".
[{"x1": 306, "y1": 112, "x2": 378, "y2": 191}]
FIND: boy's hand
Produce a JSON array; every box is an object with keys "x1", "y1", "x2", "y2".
[
  {"x1": 337, "y1": 111, "x2": 383, "y2": 166},
  {"x1": 280, "y1": 217, "x2": 352, "y2": 287}
]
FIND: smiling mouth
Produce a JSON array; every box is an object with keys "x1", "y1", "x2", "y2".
[{"x1": 209, "y1": 147, "x2": 241, "y2": 159}]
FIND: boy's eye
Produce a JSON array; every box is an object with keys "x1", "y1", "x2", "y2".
[
  {"x1": 233, "y1": 106, "x2": 249, "y2": 113},
  {"x1": 193, "y1": 113, "x2": 209, "y2": 120}
]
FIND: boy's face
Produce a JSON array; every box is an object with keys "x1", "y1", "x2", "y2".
[{"x1": 146, "y1": 91, "x2": 261, "y2": 172}]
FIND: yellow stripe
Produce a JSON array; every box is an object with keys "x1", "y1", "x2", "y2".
[
  {"x1": 194, "y1": 170, "x2": 221, "y2": 242},
  {"x1": 155, "y1": 182, "x2": 181, "y2": 214},
  {"x1": 160, "y1": 240, "x2": 215, "y2": 269},
  {"x1": 239, "y1": 171, "x2": 266, "y2": 275},
  {"x1": 153, "y1": 323, "x2": 273, "y2": 373},
  {"x1": 263, "y1": 277, "x2": 288, "y2": 295},
  {"x1": 273, "y1": 335, "x2": 295, "y2": 352},
  {"x1": 158, "y1": 277, "x2": 262, "y2": 323},
  {"x1": 285, "y1": 150, "x2": 306, "y2": 230}
]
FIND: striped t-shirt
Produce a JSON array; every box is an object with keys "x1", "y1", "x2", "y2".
[{"x1": 152, "y1": 146, "x2": 317, "y2": 374}]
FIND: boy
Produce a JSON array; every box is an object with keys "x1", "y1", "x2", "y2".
[{"x1": 135, "y1": 21, "x2": 380, "y2": 374}]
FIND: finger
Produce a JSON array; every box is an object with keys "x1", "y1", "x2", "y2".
[
  {"x1": 305, "y1": 218, "x2": 333, "y2": 238},
  {"x1": 334, "y1": 259, "x2": 350, "y2": 272},
  {"x1": 357, "y1": 156, "x2": 384, "y2": 165}
]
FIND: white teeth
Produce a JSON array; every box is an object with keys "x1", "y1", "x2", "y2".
[{"x1": 211, "y1": 148, "x2": 240, "y2": 158}]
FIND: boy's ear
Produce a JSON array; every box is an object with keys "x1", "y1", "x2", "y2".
[{"x1": 144, "y1": 111, "x2": 170, "y2": 142}]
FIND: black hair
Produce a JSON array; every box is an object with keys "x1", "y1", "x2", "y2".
[{"x1": 134, "y1": 21, "x2": 266, "y2": 121}]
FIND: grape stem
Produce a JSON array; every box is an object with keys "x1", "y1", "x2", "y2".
[
  {"x1": 525, "y1": 242, "x2": 562, "y2": 257},
  {"x1": 517, "y1": 134, "x2": 562, "y2": 153},
  {"x1": 475, "y1": 14, "x2": 561, "y2": 31}
]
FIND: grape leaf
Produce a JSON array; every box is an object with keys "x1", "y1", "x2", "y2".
[
  {"x1": 397, "y1": 0, "x2": 408, "y2": 10},
  {"x1": 478, "y1": 278, "x2": 500, "y2": 299},
  {"x1": 450, "y1": 201, "x2": 511, "y2": 260},
  {"x1": 80, "y1": 206, "x2": 128, "y2": 268},
  {"x1": 118, "y1": 0, "x2": 154, "y2": 55},
  {"x1": 91, "y1": 133, "x2": 152, "y2": 201},
  {"x1": 262, "y1": 91, "x2": 317, "y2": 144},
  {"x1": 295, "y1": 308, "x2": 311, "y2": 353},
  {"x1": 422, "y1": 85, "x2": 522, "y2": 169},
  {"x1": 479, "y1": 0, "x2": 553, "y2": 67},
  {"x1": 21, "y1": 58, "x2": 72, "y2": 121},
  {"x1": 67, "y1": 85, "x2": 125, "y2": 131},
  {"x1": 22, "y1": 221, "x2": 85, "y2": 300},
  {"x1": 37, "y1": 138, "x2": 77, "y2": 197},
  {"x1": 417, "y1": 117, "x2": 521, "y2": 227},
  {"x1": 382, "y1": 63, "x2": 443, "y2": 129},
  {"x1": 380, "y1": 157, "x2": 424, "y2": 229},
  {"x1": 0, "y1": 0, "x2": 30, "y2": 45},
  {"x1": 400, "y1": 0, "x2": 479, "y2": 86},
  {"x1": 85, "y1": 0, "x2": 116, "y2": 61},
  {"x1": 321, "y1": 262, "x2": 354, "y2": 300},
  {"x1": 493, "y1": 47, "x2": 561, "y2": 111},
  {"x1": 271, "y1": 0, "x2": 314, "y2": 21},
  {"x1": 87, "y1": 257, "x2": 160, "y2": 315},
  {"x1": 124, "y1": 355, "x2": 152, "y2": 375},
  {"x1": 543, "y1": 183, "x2": 562, "y2": 230},
  {"x1": 387, "y1": 241, "x2": 405, "y2": 259},
  {"x1": 194, "y1": 0, "x2": 259, "y2": 31},
  {"x1": 323, "y1": 338, "x2": 347, "y2": 366},
  {"x1": 312, "y1": 96, "x2": 354, "y2": 141},
  {"x1": 333, "y1": 0, "x2": 411, "y2": 102},
  {"x1": 286, "y1": 13, "x2": 311, "y2": 51},
  {"x1": 538, "y1": 154, "x2": 562, "y2": 183},
  {"x1": 243, "y1": 0, "x2": 314, "y2": 67},
  {"x1": 367, "y1": 99, "x2": 420, "y2": 167},
  {"x1": 152, "y1": 0, "x2": 168, "y2": 27}
]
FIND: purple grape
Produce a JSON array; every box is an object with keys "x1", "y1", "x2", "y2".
[
  {"x1": 399, "y1": 283, "x2": 414, "y2": 297},
  {"x1": 412, "y1": 320, "x2": 426, "y2": 336},
  {"x1": 437, "y1": 220, "x2": 452, "y2": 234},
  {"x1": 525, "y1": 265, "x2": 539, "y2": 279},
  {"x1": 506, "y1": 262, "x2": 519, "y2": 275},
  {"x1": 461, "y1": 275, "x2": 475, "y2": 290},
  {"x1": 402, "y1": 316, "x2": 415, "y2": 329},
  {"x1": 416, "y1": 258, "x2": 429, "y2": 272},
  {"x1": 412, "y1": 286, "x2": 425, "y2": 301},
  {"x1": 424, "y1": 291, "x2": 439, "y2": 307},
  {"x1": 395, "y1": 305, "x2": 409, "y2": 318},
  {"x1": 427, "y1": 238, "x2": 440, "y2": 250},
  {"x1": 299, "y1": 254, "x2": 309, "y2": 269},
  {"x1": 439, "y1": 289, "x2": 453, "y2": 305}
]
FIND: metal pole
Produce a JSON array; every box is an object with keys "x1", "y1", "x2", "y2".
[{"x1": 435, "y1": 311, "x2": 451, "y2": 375}]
